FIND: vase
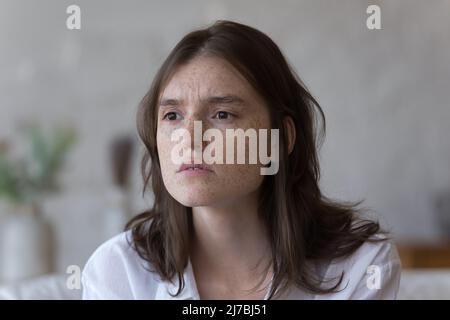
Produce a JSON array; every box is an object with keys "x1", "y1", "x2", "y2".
[{"x1": 0, "y1": 202, "x2": 53, "y2": 283}]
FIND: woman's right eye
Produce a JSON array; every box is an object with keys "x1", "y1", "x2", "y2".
[{"x1": 162, "y1": 112, "x2": 181, "y2": 121}]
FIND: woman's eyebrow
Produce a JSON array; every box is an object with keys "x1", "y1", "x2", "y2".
[{"x1": 159, "y1": 98, "x2": 181, "y2": 107}]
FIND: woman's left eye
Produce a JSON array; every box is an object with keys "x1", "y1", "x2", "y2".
[{"x1": 213, "y1": 111, "x2": 234, "y2": 120}]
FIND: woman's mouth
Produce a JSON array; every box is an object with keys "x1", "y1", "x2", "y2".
[{"x1": 177, "y1": 163, "x2": 214, "y2": 176}]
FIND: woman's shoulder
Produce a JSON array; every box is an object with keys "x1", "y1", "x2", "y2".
[
  {"x1": 85, "y1": 231, "x2": 134, "y2": 264},
  {"x1": 343, "y1": 233, "x2": 400, "y2": 267},
  {"x1": 318, "y1": 233, "x2": 402, "y2": 299},
  {"x1": 81, "y1": 230, "x2": 159, "y2": 299}
]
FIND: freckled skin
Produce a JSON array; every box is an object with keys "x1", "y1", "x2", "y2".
[{"x1": 156, "y1": 55, "x2": 272, "y2": 207}]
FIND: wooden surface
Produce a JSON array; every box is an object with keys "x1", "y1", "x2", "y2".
[{"x1": 396, "y1": 240, "x2": 450, "y2": 268}]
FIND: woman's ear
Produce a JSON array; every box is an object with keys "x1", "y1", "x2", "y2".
[{"x1": 283, "y1": 116, "x2": 296, "y2": 155}]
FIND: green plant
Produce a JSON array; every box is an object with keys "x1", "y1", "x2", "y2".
[{"x1": 0, "y1": 125, "x2": 76, "y2": 205}]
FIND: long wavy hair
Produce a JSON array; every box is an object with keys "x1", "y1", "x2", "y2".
[{"x1": 126, "y1": 20, "x2": 385, "y2": 299}]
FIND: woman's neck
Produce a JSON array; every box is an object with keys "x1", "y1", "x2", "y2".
[{"x1": 190, "y1": 191, "x2": 273, "y2": 298}]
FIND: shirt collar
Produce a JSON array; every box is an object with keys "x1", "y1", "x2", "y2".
[
  {"x1": 154, "y1": 258, "x2": 317, "y2": 300},
  {"x1": 154, "y1": 258, "x2": 275, "y2": 300}
]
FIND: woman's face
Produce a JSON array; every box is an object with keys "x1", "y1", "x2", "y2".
[{"x1": 156, "y1": 55, "x2": 271, "y2": 207}]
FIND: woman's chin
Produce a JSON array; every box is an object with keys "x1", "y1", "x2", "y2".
[
  {"x1": 171, "y1": 191, "x2": 222, "y2": 208},
  {"x1": 176, "y1": 198, "x2": 214, "y2": 207}
]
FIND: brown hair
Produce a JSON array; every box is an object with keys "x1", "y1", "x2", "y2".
[{"x1": 126, "y1": 20, "x2": 386, "y2": 299}]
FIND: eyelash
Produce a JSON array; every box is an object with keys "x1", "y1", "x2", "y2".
[
  {"x1": 212, "y1": 111, "x2": 235, "y2": 120},
  {"x1": 162, "y1": 111, "x2": 236, "y2": 121},
  {"x1": 162, "y1": 112, "x2": 182, "y2": 121}
]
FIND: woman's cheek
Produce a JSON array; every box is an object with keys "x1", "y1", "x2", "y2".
[
  {"x1": 214, "y1": 162, "x2": 264, "y2": 195},
  {"x1": 157, "y1": 127, "x2": 178, "y2": 178}
]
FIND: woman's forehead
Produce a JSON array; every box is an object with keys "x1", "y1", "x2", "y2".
[{"x1": 160, "y1": 55, "x2": 254, "y2": 102}]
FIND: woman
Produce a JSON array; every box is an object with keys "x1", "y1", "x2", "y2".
[{"x1": 82, "y1": 20, "x2": 401, "y2": 300}]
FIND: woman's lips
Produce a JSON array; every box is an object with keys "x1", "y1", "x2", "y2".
[{"x1": 177, "y1": 163, "x2": 214, "y2": 176}]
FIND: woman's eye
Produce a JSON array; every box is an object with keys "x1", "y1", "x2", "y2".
[
  {"x1": 213, "y1": 111, "x2": 233, "y2": 120},
  {"x1": 163, "y1": 112, "x2": 181, "y2": 121}
]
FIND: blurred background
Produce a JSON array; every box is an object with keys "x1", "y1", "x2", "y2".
[{"x1": 0, "y1": 0, "x2": 449, "y2": 299}]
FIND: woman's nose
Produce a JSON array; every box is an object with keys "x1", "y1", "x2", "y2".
[{"x1": 183, "y1": 111, "x2": 211, "y2": 151}]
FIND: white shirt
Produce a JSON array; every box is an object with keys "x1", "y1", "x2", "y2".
[{"x1": 81, "y1": 231, "x2": 401, "y2": 300}]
